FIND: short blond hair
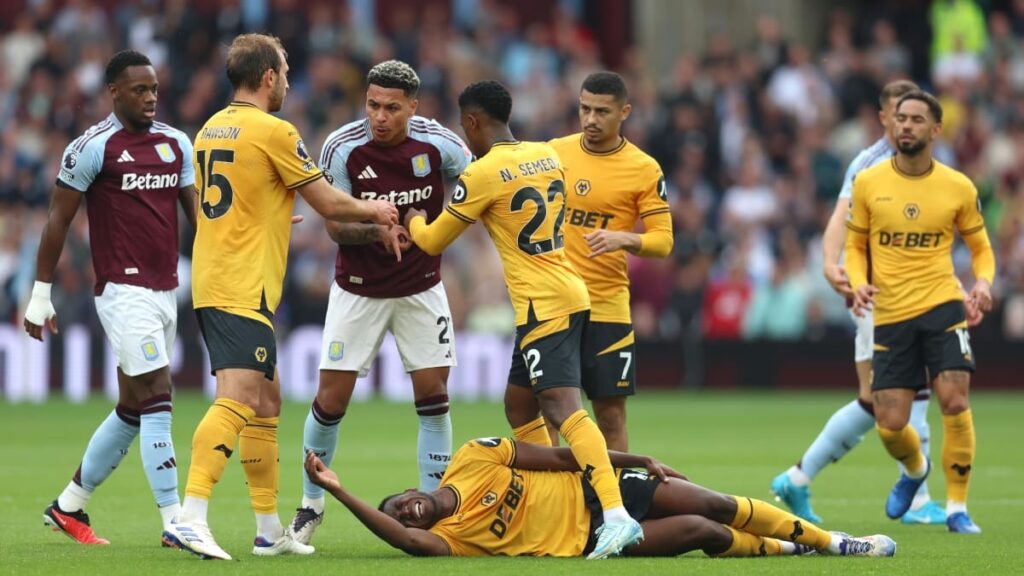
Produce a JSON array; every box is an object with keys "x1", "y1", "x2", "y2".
[{"x1": 226, "y1": 33, "x2": 286, "y2": 92}]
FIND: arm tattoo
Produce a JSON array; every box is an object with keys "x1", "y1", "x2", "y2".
[{"x1": 330, "y1": 223, "x2": 380, "y2": 245}]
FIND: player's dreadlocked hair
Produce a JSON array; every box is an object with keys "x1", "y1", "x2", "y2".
[
  {"x1": 367, "y1": 60, "x2": 420, "y2": 98},
  {"x1": 581, "y1": 71, "x2": 629, "y2": 104},
  {"x1": 457, "y1": 80, "x2": 512, "y2": 124},
  {"x1": 105, "y1": 50, "x2": 152, "y2": 85}
]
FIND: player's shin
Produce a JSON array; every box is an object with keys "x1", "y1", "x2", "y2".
[
  {"x1": 513, "y1": 415, "x2": 553, "y2": 446},
  {"x1": 302, "y1": 399, "x2": 342, "y2": 512},
  {"x1": 182, "y1": 398, "x2": 254, "y2": 522},
  {"x1": 713, "y1": 526, "x2": 785, "y2": 557},
  {"x1": 59, "y1": 405, "x2": 140, "y2": 513},
  {"x1": 908, "y1": 394, "x2": 934, "y2": 506},
  {"x1": 240, "y1": 416, "x2": 282, "y2": 541},
  {"x1": 415, "y1": 394, "x2": 452, "y2": 491},
  {"x1": 877, "y1": 424, "x2": 927, "y2": 476},
  {"x1": 942, "y1": 409, "x2": 975, "y2": 509},
  {"x1": 139, "y1": 394, "x2": 180, "y2": 527},
  {"x1": 728, "y1": 496, "x2": 832, "y2": 550},
  {"x1": 560, "y1": 409, "x2": 626, "y2": 519}
]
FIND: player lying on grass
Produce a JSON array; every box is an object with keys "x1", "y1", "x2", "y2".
[{"x1": 304, "y1": 438, "x2": 896, "y2": 558}]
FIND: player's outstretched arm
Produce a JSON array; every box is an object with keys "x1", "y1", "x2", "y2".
[
  {"x1": 297, "y1": 177, "x2": 398, "y2": 226},
  {"x1": 822, "y1": 197, "x2": 852, "y2": 297},
  {"x1": 405, "y1": 206, "x2": 470, "y2": 256},
  {"x1": 512, "y1": 441, "x2": 686, "y2": 481},
  {"x1": 24, "y1": 185, "x2": 82, "y2": 341},
  {"x1": 304, "y1": 452, "x2": 449, "y2": 556}
]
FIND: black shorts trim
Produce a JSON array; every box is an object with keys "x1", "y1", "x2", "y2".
[
  {"x1": 507, "y1": 311, "x2": 588, "y2": 393},
  {"x1": 872, "y1": 300, "x2": 975, "y2": 392},
  {"x1": 581, "y1": 469, "x2": 660, "y2": 555},
  {"x1": 196, "y1": 307, "x2": 277, "y2": 380},
  {"x1": 582, "y1": 321, "x2": 636, "y2": 399}
]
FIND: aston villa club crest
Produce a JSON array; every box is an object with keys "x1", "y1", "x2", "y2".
[
  {"x1": 411, "y1": 153, "x2": 431, "y2": 177},
  {"x1": 141, "y1": 340, "x2": 160, "y2": 361},
  {"x1": 328, "y1": 341, "x2": 344, "y2": 361},
  {"x1": 155, "y1": 143, "x2": 176, "y2": 163}
]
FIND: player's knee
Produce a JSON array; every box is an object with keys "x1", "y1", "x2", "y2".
[
  {"x1": 129, "y1": 367, "x2": 173, "y2": 402},
  {"x1": 536, "y1": 388, "x2": 581, "y2": 429},
  {"x1": 938, "y1": 394, "x2": 970, "y2": 416}
]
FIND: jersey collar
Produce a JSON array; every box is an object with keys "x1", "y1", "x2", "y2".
[{"x1": 578, "y1": 133, "x2": 627, "y2": 156}]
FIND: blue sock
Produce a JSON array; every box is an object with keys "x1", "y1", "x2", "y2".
[
  {"x1": 139, "y1": 394, "x2": 180, "y2": 510},
  {"x1": 798, "y1": 399, "x2": 875, "y2": 479},
  {"x1": 416, "y1": 394, "x2": 452, "y2": 492},
  {"x1": 302, "y1": 400, "x2": 342, "y2": 505},
  {"x1": 58, "y1": 405, "x2": 139, "y2": 512},
  {"x1": 908, "y1": 395, "x2": 932, "y2": 502}
]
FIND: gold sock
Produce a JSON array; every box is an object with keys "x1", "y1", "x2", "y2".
[
  {"x1": 729, "y1": 496, "x2": 831, "y2": 550},
  {"x1": 512, "y1": 415, "x2": 553, "y2": 446},
  {"x1": 185, "y1": 398, "x2": 254, "y2": 500},
  {"x1": 560, "y1": 409, "x2": 623, "y2": 511},
  {"x1": 712, "y1": 526, "x2": 784, "y2": 557},
  {"x1": 877, "y1": 423, "x2": 926, "y2": 474},
  {"x1": 239, "y1": 416, "x2": 279, "y2": 515},
  {"x1": 942, "y1": 409, "x2": 975, "y2": 504}
]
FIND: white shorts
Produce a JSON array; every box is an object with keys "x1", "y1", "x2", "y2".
[
  {"x1": 319, "y1": 281, "x2": 456, "y2": 376},
  {"x1": 850, "y1": 307, "x2": 874, "y2": 363},
  {"x1": 94, "y1": 283, "x2": 177, "y2": 377}
]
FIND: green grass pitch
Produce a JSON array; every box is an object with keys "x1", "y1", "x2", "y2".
[{"x1": 1, "y1": 391, "x2": 1020, "y2": 575}]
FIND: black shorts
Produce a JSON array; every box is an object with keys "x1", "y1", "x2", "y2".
[
  {"x1": 872, "y1": 300, "x2": 975, "y2": 392},
  {"x1": 508, "y1": 311, "x2": 588, "y2": 393},
  {"x1": 196, "y1": 307, "x2": 277, "y2": 380},
  {"x1": 581, "y1": 469, "x2": 660, "y2": 556},
  {"x1": 582, "y1": 322, "x2": 636, "y2": 399}
]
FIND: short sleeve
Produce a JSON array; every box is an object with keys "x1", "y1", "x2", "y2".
[
  {"x1": 637, "y1": 163, "x2": 670, "y2": 218},
  {"x1": 173, "y1": 132, "x2": 196, "y2": 187},
  {"x1": 956, "y1": 182, "x2": 986, "y2": 236},
  {"x1": 56, "y1": 140, "x2": 104, "y2": 192},
  {"x1": 318, "y1": 136, "x2": 353, "y2": 195},
  {"x1": 445, "y1": 167, "x2": 493, "y2": 223},
  {"x1": 266, "y1": 121, "x2": 323, "y2": 190}
]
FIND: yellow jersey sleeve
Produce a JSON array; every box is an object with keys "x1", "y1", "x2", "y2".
[
  {"x1": 637, "y1": 167, "x2": 670, "y2": 218},
  {"x1": 408, "y1": 208, "x2": 473, "y2": 256},
  {"x1": 446, "y1": 171, "x2": 494, "y2": 223},
  {"x1": 956, "y1": 183, "x2": 996, "y2": 283},
  {"x1": 266, "y1": 121, "x2": 323, "y2": 190}
]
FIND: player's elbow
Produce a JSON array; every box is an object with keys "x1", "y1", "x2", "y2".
[
  {"x1": 416, "y1": 239, "x2": 444, "y2": 257},
  {"x1": 639, "y1": 232, "x2": 673, "y2": 258}
]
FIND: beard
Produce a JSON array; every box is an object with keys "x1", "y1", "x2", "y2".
[
  {"x1": 897, "y1": 138, "x2": 927, "y2": 156},
  {"x1": 268, "y1": 81, "x2": 285, "y2": 112}
]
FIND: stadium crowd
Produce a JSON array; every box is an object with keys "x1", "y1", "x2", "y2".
[{"x1": 1, "y1": 0, "x2": 1023, "y2": 356}]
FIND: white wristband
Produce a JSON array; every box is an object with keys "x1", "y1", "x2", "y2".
[{"x1": 32, "y1": 281, "x2": 52, "y2": 299}]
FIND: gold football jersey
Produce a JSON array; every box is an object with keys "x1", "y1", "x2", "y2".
[
  {"x1": 550, "y1": 134, "x2": 670, "y2": 323},
  {"x1": 191, "y1": 102, "x2": 323, "y2": 326},
  {"x1": 442, "y1": 141, "x2": 590, "y2": 326},
  {"x1": 846, "y1": 158, "x2": 992, "y2": 325},
  {"x1": 429, "y1": 438, "x2": 591, "y2": 557}
]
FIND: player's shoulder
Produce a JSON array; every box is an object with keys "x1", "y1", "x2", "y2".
[
  {"x1": 320, "y1": 119, "x2": 371, "y2": 161},
  {"x1": 854, "y1": 156, "x2": 894, "y2": 185},
  {"x1": 547, "y1": 133, "x2": 580, "y2": 152},
  {"x1": 149, "y1": 121, "x2": 191, "y2": 146},
  {"x1": 67, "y1": 114, "x2": 120, "y2": 155},
  {"x1": 408, "y1": 115, "x2": 464, "y2": 146},
  {"x1": 621, "y1": 139, "x2": 661, "y2": 173},
  {"x1": 850, "y1": 138, "x2": 893, "y2": 170},
  {"x1": 933, "y1": 161, "x2": 977, "y2": 194}
]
